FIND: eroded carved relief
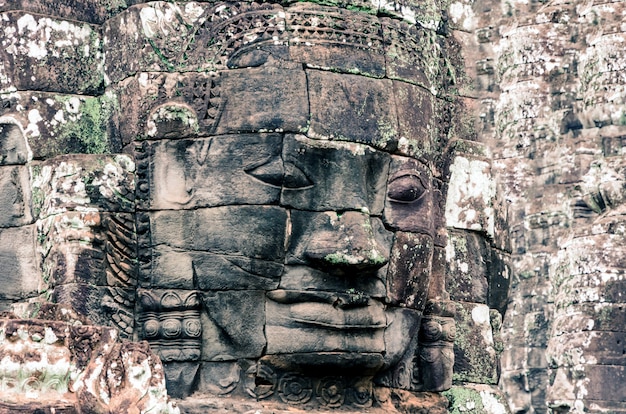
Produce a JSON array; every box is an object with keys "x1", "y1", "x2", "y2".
[
  {"x1": 418, "y1": 301, "x2": 456, "y2": 392},
  {"x1": 138, "y1": 289, "x2": 202, "y2": 362},
  {"x1": 0, "y1": 1, "x2": 513, "y2": 412}
]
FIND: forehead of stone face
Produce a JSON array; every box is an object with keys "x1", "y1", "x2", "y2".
[
  {"x1": 280, "y1": 134, "x2": 389, "y2": 214},
  {"x1": 307, "y1": 71, "x2": 400, "y2": 153}
]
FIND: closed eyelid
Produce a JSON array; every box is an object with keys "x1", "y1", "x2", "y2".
[
  {"x1": 283, "y1": 162, "x2": 314, "y2": 189},
  {"x1": 244, "y1": 158, "x2": 314, "y2": 189},
  {"x1": 244, "y1": 157, "x2": 284, "y2": 188}
]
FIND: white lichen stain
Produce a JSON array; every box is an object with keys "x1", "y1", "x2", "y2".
[
  {"x1": 13, "y1": 14, "x2": 92, "y2": 60},
  {"x1": 449, "y1": 2, "x2": 476, "y2": 32},
  {"x1": 138, "y1": 72, "x2": 149, "y2": 87},
  {"x1": 480, "y1": 390, "x2": 507, "y2": 414},
  {"x1": 64, "y1": 97, "x2": 81, "y2": 114},
  {"x1": 140, "y1": 3, "x2": 185, "y2": 39},
  {"x1": 43, "y1": 327, "x2": 58, "y2": 344},
  {"x1": 25, "y1": 109, "x2": 42, "y2": 137},
  {"x1": 372, "y1": 0, "x2": 423, "y2": 26},
  {"x1": 472, "y1": 305, "x2": 496, "y2": 352},
  {"x1": 185, "y1": 2, "x2": 205, "y2": 21},
  {"x1": 445, "y1": 156, "x2": 496, "y2": 238}
]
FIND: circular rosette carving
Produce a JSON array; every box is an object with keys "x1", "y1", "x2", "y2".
[
  {"x1": 160, "y1": 318, "x2": 182, "y2": 338},
  {"x1": 183, "y1": 318, "x2": 202, "y2": 338},
  {"x1": 278, "y1": 373, "x2": 313, "y2": 405},
  {"x1": 142, "y1": 318, "x2": 160, "y2": 339},
  {"x1": 244, "y1": 365, "x2": 276, "y2": 399},
  {"x1": 348, "y1": 380, "x2": 372, "y2": 408},
  {"x1": 316, "y1": 377, "x2": 345, "y2": 408}
]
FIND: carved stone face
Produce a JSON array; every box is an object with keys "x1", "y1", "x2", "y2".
[
  {"x1": 143, "y1": 132, "x2": 438, "y2": 370},
  {"x1": 123, "y1": 0, "x2": 446, "y2": 400}
]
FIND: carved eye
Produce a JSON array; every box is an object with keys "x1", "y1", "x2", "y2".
[
  {"x1": 283, "y1": 162, "x2": 313, "y2": 189},
  {"x1": 387, "y1": 174, "x2": 426, "y2": 203},
  {"x1": 245, "y1": 158, "x2": 284, "y2": 188},
  {"x1": 245, "y1": 159, "x2": 313, "y2": 189}
]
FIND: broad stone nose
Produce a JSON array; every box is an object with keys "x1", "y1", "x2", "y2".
[{"x1": 303, "y1": 211, "x2": 390, "y2": 272}]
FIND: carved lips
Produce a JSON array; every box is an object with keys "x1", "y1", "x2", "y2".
[{"x1": 267, "y1": 289, "x2": 387, "y2": 330}]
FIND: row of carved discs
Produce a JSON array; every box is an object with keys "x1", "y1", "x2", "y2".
[
  {"x1": 246, "y1": 368, "x2": 373, "y2": 407},
  {"x1": 142, "y1": 312, "x2": 202, "y2": 339}
]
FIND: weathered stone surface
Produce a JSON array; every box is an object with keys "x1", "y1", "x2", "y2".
[
  {"x1": 281, "y1": 134, "x2": 389, "y2": 213},
  {"x1": 0, "y1": 1, "x2": 524, "y2": 412},
  {"x1": 376, "y1": 307, "x2": 421, "y2": 387},
  {"x1": 417, "y1": 301, "x2": 456, "y2": 393},
  {"x1": 386, "y1": 232, "x2": 434, "y2": 310},
  {"x1": 38, "y1": 211, "x2": 136, "y2": 289},
  {"x1": 0, "y1": 316, "x2": 178, "y2": 413},
  {"x1": 452, "y1": 302, "x2": 501, "y2": 385},
  {"x1": 0, "y1": 93, "x2": 120, "y2": 159},
  {"x1": 392, "y1": 81, "x2": 437, "y2": 161},
  {"x1": 0, "y1": 122, "x2": 29, "y2": 165},
  {"x1": 443, "y1": 384, "x2": 512, "y2": 414},
  {"x1": 215, "y1": 67, "x2": 309, "y2": 134},
  {"x1": 146, "y1": 247, "x2": 284, "y2": 291},
  {"x1": 445, "y1": 151, "x2": 496, "y2": 239},
  {"x1": 287, "y1": 5, "x2": 385, "y2": 77},
  {"x1": 163, "y1": 362, "x2": 200, "y2": 399},
  {"x1": 0, "y1": 12, "x2": 103, "y2": 94},
  {"x1": 0, "y1": 165, "x2": 31, "y2": 227},
  {"x1": 196, "y1": 361, "x2": 242, "y2": 397},
  {"x1": 446, "y1": 230, "x2": 510, "y2": 313},
  {"x1": 201, "y1": 290, "x2": 266, "y2": 361},
  {"x1": 32, "y1": 154, "x2": 135, "y2": 216},
  {"x1": 308, "y1": 71, "x2": 399, "y2": 152},
  {"x1": 51, "y1": 284, "x2": 135, "y2": 335},
  {"x1": 103, "y1": 2, "x2": 199, "y2": 84},
  {"x1": 142, "y1": 135, "x2": 282, "y2": 210},
  {"x1": 148, "y1": 206, "x2": 287, "y2": 259},
  {"x1": 0, "y1": 225, "x2": 40, "y2": 310},
  {"x1": 178, "y1": 388, "x2": 450, "y2": 414},
  {"x1": 286, "y1": 209, "x2": 392, "y2": 270},
  {"x1": 383, "y1": 19, "x2": 440, "y2": 91},
  {"x1": 0, "y1": 0, "x2": 125, "y2": 25}
]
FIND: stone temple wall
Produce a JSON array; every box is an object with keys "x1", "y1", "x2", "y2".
[
  {"x1": 0, "y1": 0, "x2": 624, "y2": 413},
  {"x1": 452, "y1": 0, "x2": 626, "y2": 412}
]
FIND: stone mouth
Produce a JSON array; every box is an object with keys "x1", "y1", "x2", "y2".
[
  {"x1": 267, "y1": 289, "x2": 375, "y2": 306},
  {"x1": 267, "y1": 290, "x2": 387, "y2": 329}
]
